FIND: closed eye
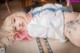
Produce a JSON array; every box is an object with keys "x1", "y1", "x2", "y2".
[
  {"x1": 12, "y1": 18, "x2": 16, "y2": 24},
  {"x1": 13, "y1": 18, "x2": 16, "y2": 23},
  {"x1": 14, "y1": 26, "x2": 17, "y2": 31}
]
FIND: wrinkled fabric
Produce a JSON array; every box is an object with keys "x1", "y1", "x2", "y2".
[{"x1": 27, "y1": 3, "x2": 67, "y2": 42}]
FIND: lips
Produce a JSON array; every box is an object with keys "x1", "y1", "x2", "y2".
[{"x1": 19, "y1": 21, "x2": 25, "y2": 27}]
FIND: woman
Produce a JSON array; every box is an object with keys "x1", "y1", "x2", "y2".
[{"x1": 0, "y1": 3, "x2": 80, "y2": 47}]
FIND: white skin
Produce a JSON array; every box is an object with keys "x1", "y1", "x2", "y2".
[{"x1": 3, "y1": 11, "x2": 80, "y2": 47}]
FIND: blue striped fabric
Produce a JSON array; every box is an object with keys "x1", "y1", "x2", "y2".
[
  {"x1": 32, "y1": 7, "x2": 72, "y2": 16},
  {"x1": 32, "y1": 7, "x2": 55, "y2": 16},
  {"x1": 56, "y1": 7, "x2": 72, "y2": 12}
]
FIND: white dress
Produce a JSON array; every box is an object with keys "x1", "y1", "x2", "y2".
[{"x1": 27, "y1": 3, "x2": 67, "y2": 42}]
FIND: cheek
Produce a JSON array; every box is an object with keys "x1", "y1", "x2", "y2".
[{"x1": 21, "y1": 19, "x2": 27, "y2": 27}]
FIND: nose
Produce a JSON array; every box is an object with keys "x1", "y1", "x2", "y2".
[
  {"x1": 19, "y1": 22, "x2": 24, "y2": 27},
  {"x1": 19, "y1": 23, "x2": 22, "y2": 26},
  {"x1": 14, "y1": 23, "x2": 22, "y2": 31}
]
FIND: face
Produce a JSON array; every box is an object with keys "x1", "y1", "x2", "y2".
[
  {"x1": 12, "y1": 16, "x2": 27, "y2": 31},
  {"x1": 2, "y1": 12, "x2": 31, "y2": 32}
]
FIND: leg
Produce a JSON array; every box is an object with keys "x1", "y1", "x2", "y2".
[{"x1": 64, "y1": 13, "x2": 80, "y2": 47}]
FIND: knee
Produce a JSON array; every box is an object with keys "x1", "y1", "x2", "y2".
[
  {"x1": 70, "y1": 35, "x2": 80, "y2": 47},
  {"x1": 72, "y1": 41, "x2": 80, "y2": 47}
]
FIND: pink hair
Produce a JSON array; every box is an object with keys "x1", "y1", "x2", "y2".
[{"x1": 14, "y1": 29, "x2": 32, "y2": 41}]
